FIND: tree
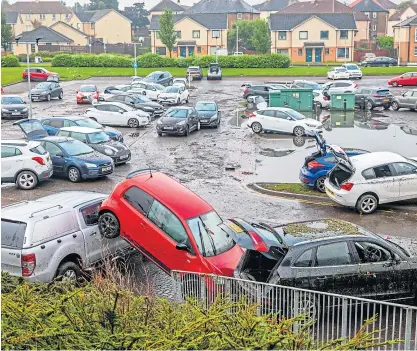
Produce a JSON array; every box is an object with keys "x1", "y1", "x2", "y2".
[
  {"x1": 376, "y1": 36, "x2": 394, "y2": 49},
  {"x1": 396, "y1": 0, "x2": 412, "y2": 12},
  {"x1": 158, "y1": 9, "x2": 176, "y2": 57},
  {"x1": 1, "y1": 0, "x2": 10, "y2": 8},
  {"x1": 31, "y1": 19, "x2": 42, "y2": 28},
  {"x1": 227, "y1": 20, "x2": 255, "y2": 52},
  {"x1": 250, "y1": 19, "x2": 271, "y2": 53},
  {"x1": 88, "y1": 0, "x2": 119, "y2": 10},
  {"x1": 124, "y1": 2, "x2": 149, "y2": 32},
  {"x1": 1, "y1": 10, "x2": 13, "y2": 54}
]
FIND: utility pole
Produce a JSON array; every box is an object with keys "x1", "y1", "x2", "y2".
[
  {"x1": 398, "y1": 12, "x2": 402, "y2": 66},
  {"x1": 134, "y1": 42, "x2": 137, "y2": 76},
  {"x1": 26, "y1": 42, "x2": 33, "y2": 119},
  {"x1": 236, "y1": 25, "x2": 239, "y2": 54}
]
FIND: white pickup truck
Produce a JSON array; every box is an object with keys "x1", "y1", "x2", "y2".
[{"x1": 1, "y1": 191, "x2": 132, "y2": 282}]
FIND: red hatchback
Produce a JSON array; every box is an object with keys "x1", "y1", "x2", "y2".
[
  {"x1": 22, "y1": 67, "x2": 59, "y2": 81},
  {"x1": 98, "y1": 170, "x2": 243, "y2": 276},
  {"x1": 388, "y1": 72, "x2": 417, "y2": 87}
]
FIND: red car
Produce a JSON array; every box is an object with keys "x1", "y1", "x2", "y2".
[
  {"x1": 22, "y1": 67, "x2": 59, "y2": 81},
  {"x1": 76, "y1": 85, "x2": 99, "y2": 104},
  {"x1": 388, "y1": 72, "x2": 417, "y2": 87},
  {"x1": 98, "y1": 170, "x2": 243, "y2": 276}
]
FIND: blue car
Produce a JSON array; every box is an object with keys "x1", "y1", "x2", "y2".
[
  {"x1": 299, "y1": 133, "x2": 368, "y2": 192},
  {"x1": 40, "y1": 116, "x2": 123, "y2": 142}
]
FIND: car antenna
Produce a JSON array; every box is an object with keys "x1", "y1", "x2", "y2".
[{"x1": 149, "y1": 166, "x2": 153, "y2": 178}]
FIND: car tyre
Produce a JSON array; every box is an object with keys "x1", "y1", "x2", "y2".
[
  {"x1": 356, "y1": 194, "x2": 378, "y2": 214},
  {"x1": 251, "y1": 122, "x2": 262, "y2": 134},
  {"x1": 47, "y1": 94, "x2": 51, "y2": 101},
  {"x1": 128, "y1": 118, "x2": 139, "y2": 128},
  {"x1": 157, "y1": 132, "x2": 163, "y2": 136},
  {"x1": 391, "y1": 101, "x2": 400, "y2": 111},
  {"x1": 59, "y1": 91, "x2": 63, "y2": 99},
  {"x1": 383, "y1": 104, "x2": 390, "y2": 110},
  {"x1": 56, "y1": 261, "x2": 82, "y2": 282},
  {"x1": 366, "y1": 100, "x2": 373, "y2": 110},
  {"x1": 392, "y1": 81, "x2": 398, "y2": 87},
  {"x1": 315, "y1": 176, "x2": 326, "y2": 193},
  {"x1": 98, "y1": 211, "x2": 120, "y2": 239},
  {"x1": 68, "y1": 166, "x2": 81, "y2": 182},
  {"x1": 184, "y1": 125, "x2": 189, "y2": 136},
  {"x1": 197, "y1": 121, "x2": 201, "y2": 131},
  {"x1": 186, "y1": 95, "x2": 189, "y2": 103},
  {"x1": 293, "y1": 126, "x2": 305, "y2": 136},
  {"x1": 177, "y1": 98, "x2": 180, "y2": 105},
  {"x1": 16, "y1": 170, "x2": 38, "y2": 190}
]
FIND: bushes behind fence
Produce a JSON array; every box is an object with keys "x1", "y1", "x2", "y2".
[{"x1": 1, "y1": 55, "x2": 20, "y2": 67}]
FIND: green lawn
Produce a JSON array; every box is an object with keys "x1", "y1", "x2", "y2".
[
  {"x1": 2, "y1": 65, "x2": 416, "y2": 86},
  {"x1": 260, "y1": 183, "x2": 327, "y2": 197}
]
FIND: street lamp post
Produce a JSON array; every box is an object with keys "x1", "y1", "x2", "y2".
[{"x1": 236, "y1": 25, "x2": 239, "y2": 54}]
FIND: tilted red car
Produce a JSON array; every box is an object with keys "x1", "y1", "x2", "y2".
[
  {"x1": 388, "y1": 72, "x2": 417, "y2": 87},
  {"x1": 76, "y1": 85, "x2": 99, "y2": 104},
  {"x1": 97, "y1": 170, "x2": 243, "y2": 276},
  {"x1": 22, "y1": 67, "x2": 59, "y2": 81}
]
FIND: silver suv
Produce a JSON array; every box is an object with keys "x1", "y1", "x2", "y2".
[
  {"x1": 391, "y1": 89, "x2": 417, "y2": 111},
  {"x1": 1, "y1": 191, "x2": 131, "y2": 282}
]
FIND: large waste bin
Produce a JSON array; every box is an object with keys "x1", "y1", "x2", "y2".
[
  {"x1": 270, "y1": 89, "x2": 313, "y2": 111},
  {"x1": 269, "y1": 91, "x2": 281, "y2": 107},
  {"x1": 330, "y1": 93, "x2": 355, "y2": 111}
]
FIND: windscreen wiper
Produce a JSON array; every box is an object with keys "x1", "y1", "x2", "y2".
[{"x1": 197, "y1": 221, "x2": 207, "y2": 257}]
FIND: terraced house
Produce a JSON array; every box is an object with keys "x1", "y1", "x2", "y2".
[{"x1": 270, "y1": 13, "x2": 357, "y2": 62}]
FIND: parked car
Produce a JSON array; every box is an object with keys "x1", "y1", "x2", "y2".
[
  {"x1": 40, "y1": 116, "x2": 123, "y2": 142},
  {"x1": 56, "y1": 126, "x2": 131, "y2": 165},
  {"x1": 101, "y1": 86, "x2": 125, "y2": 101},
  {"x1": 325, "y1": 148, "x2": 417, "y2": 214},
  {"x1": 195, "y1": 101, "x2": 220, "y2": 128},
  {"x1": 1, "y1": 95, "x2": 28, "y2": 119},
  {"x1": 243, "y1": 84, "x2": 280, "y2": 102},
  {"x1": 299, "y1": 132, "x2": 368, "y2": 192},
  {"x1": 247, "y1": 107, "x2": 322, "y2": 136},
  {"x1": 76, "y1": 85, "x2": 99, "y2": 104},
  {"x1": 104, "y1": 94, "x2": 164, "y2": 117},
  {"x1": 85, "y1": 102, "x2": 150, "y2": 128},
  {"x1": 128, "y1": 82, "x2": 165, "y2": 101},
  {"x1": 156, "y1": 106, "x2": 200, "y2": 136},
  {"x1": 246, "y1": 95, "x2": 267, "y2": 110},
  {"x1": 157, "y1": 85, "x2": 190, "y2": 105},
  {"x1": 360, "y1": 53, "x2": 376, "y2": 62},
  {"x1": 97, "y1": 170, "x2": 243, "y2": 276},
  {"x1": 207, "y1": 63, "x2": 222, "y2": 80},
  {"x1": 131, "y1": 76, "x2": 142, "y2": 83},
  {"x1": 22, "y1": 67, "x2": 59, "y2": 81},
  {"x1": 341, "y1": 64, "x2": 362, "y2": 79},
  {"x1": 173, "y1": 78, "x2": 188, "y2": 87},
  {"x1": 313, "y1": 91, "x2": 330, "y2": 109},
  {"x1": 229, "y1": 218, "x2": 416, "y2": 303},
  {"x1": 186, "y1": 66, "x2": 203, "y2": 80},
  {"x1": 327, "y1": 67, "x2": 350, "y2": 80},
  {"x1": 391, "y1": 89, "x2": 417, "y2": 111},
  {"x1": 142, "y1": 71, "x2": 173, "y2": 86},
  {"x1": 322, "y1": 81, "x2": 357, "y2": 97},
  {"x1": 29, "y1": 82, "x2": 63, "y2": 102},
  {"x1": 1, "y1": 139, "x2": 52, "y2": 190},
  {"x1": 114, "y1": 84, "x2": 132, "y2": 93},
  {"x1": 289, "y1": 80, "x2": 321, "y2": 91},
  {"x1": 354, "y1": 87, "x2": 393, "y2": 110},
  {"x1": 233, "y1": 52, "x2": 244, "y2": 56},
  {"x1": 388, "y1": 72, "x2": 417, "y2": 87},
  {"x1": 361, "y1": 56, "x2": 396, "y2": 67},
  {"x1": 1, "y1": 191, "x2": 131, "y2": 282}
]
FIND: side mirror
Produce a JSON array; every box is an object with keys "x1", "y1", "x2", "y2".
[
  {"x1": 287, "y1": 117, "x2": 292, "y2": 121},
  {"x1": 119, "y1": 110, "x2": 124, "y2": 114},
  {"x1": 76, "y1": 90, "x2": 78, "y2": 93},
  {"x1": 23, "y1": 101, "x2": 26, "y2": 104},
  {"x1": 176, "y1": 242, "x2": 193, "y2": 254},
  {"x1": 56, "y1": 152, "x2": 64, "y2": 157}
]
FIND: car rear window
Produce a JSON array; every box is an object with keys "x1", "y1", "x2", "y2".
[
  {"x1": 376, "y1": 90, "x2": 390, "y2": 96},
  {"x1": 1, "y1": 220, "x2": 27, "y2": 248},
  {"x1": 30, "y1": 144, "x2": 47, "y2": 155}
]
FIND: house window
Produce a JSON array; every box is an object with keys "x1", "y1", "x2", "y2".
[
  {"x1": 156, "y1": 47, "x2": 167, "y2": 55},
  {"x1": 298, "y1": 48, "x2": 303, "y2": 56},
  {"x1": 192, "y1": 30, "x2": 200, "y2": 38},
  {"x1": 30, "y1": 44, "x2": 36, "y2": 52},
  {"x1": 415, "y1": 28, "x2": 417, "y2": 41},
  {"x1": 156, "y1": 31, "x2": 160, "y2": 39},
  {"x1": 91, "y1": 23, "x2": 95, "y2": 29},
  {"x1": 45, "y1": 42, "x2": 52, "y2": 45},
  {"x1": 276, "y1": 49, "x2": 289, "y2": 55},
  {"x1": 197, "y1": 46, "x2": 201, "y2": 53},
  {"x1": 175, "y1": 31, "x2": 181, "y2": 39},
  {"x1": 340, "y1": 30, "x2": 348, "y2": 39},
  {"x1": 40, "y1": 14, "x2": 46, "y2": 20},
  {"x1": 212, "y1": 30, "x2": 220, "y2": 38},
  {"x1": 337, "y1": 48, "x2": 349, "y2": 58},
  {"x1": 52, "y1": 14, "x2": 56, "y2": 20},
  {"x1": 278, "y1": 31, "x2": 286, "y2": 40},
  {"x1": 372, "y1": 24, "x2": 377, "y2": 31},
  {"x1": 414, "y1": 47, "x2": 417, "y2": 56},
  {"x1": 364, "y1": 12, "x2": 369, "y2": 17},
  {"x1": 65, "y1": 14, "x2": 70, "y2": 19},
  {"x1": 320, "y1": 30, "x2": 329, "y2": 39},
  {"x1": 373, "y1": 12, "x2": 377, "y2": 18},
  {"x1": 237, "y1": 13, "x2": 243, "y2": 19},
  {"x1": 299, "y1": 31, "x2": 308, "y2": 40},
  {"x1": 325, "y1": 48, "x2": 330, "y2": 55},
  {"x1": 25, "y1": 14, "x2": 30, "y2": 20}
]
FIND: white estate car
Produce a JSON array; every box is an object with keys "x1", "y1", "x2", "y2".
[
  {"x1": 341, "y1": 64, "x2": 363, "y2": 79},
  {"x1": 85, "y1": 102, "x2": 150, "y2": 128},
  {"x1": 325, "y1": 148, "x2": 417, "y2": 214},
  {"x1": 327, "y1": 67, "x2": 350, "y2": 80},
  {"x1": 1, "y1": 140, "x2": 53, "y2": 190},
  {"x1": 128, "y1": 82, "x2": 165, "y2": 101},
  {"x1": 247, "y1": 107, "x2": 322, "y2": 136},
  {"x1": 322, "y1": 80, "x2": 357, "y2": 95},
  {"x1": 157, "y1": 85, "x2": 189, "y2": 105}
]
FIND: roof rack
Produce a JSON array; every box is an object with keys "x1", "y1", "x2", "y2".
[
  {"x1": 30, "y1": 205, "x2": 63, "y2": 218},
  {"x1": 126, "y1": 168, "x2": 158, "y2": 179},
  {"x1": 2, "y1": 200, "x2": 30, "y2": 208}
]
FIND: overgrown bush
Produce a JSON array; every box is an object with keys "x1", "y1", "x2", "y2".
[
  {"x1": 52, "y1": 54, "x2": 134, "y2": 67},
  {"x1": 1, "y1": 55, "x2": 20, "y2": 67}
]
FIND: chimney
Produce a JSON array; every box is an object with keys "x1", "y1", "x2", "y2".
[{"x1": 333, "y1": 0, "x2": 335, "y2": 13}]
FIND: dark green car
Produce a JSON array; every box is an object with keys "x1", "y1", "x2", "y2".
[{"x1": 29, "y1": 82, "x2": 63, "y2": 102}]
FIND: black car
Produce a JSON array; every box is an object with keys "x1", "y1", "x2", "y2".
[
  {"x1": 103, "y1": 86, "x2": 125, "y2": 95},
  {"x1": 355, "y1": 87, "x2": 393, "y2": 110},
  {"x1": 156, "y1": 106, "x2": 199, "y2": 136},
  {"x1": 30, "y1": 82, "x2": 63, "y2": 102},
  {"x1": 289, "y1": 80, "x2": 321, "y2": 91},
  {"x1": 226, "y1": 218, "x2": 416, "y2": 303},
  {"x1": 1, "y1": 95, "x2": 28, "y2": 119},
  {"x1": 361, "y1": 57, "x2": 397, "y2": 67},
  {"x1": 105, "y1": 93, "x2": 164, "y2": 117},
  {"x1": 195, "y1": 101, "x2": 220, "y2": 128},
  {"x1": 186, "y1": 66, "x2": 203, "y2": 80},
  {"x1": 142, "y1": 71, "x2": 173, "y2": 86},
  {"x1": 242, "y1": 84, "x2": 281, "y2": 102}
]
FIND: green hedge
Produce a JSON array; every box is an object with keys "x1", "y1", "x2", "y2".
[
  {"x1": 1, "y1": 55, "x2": 20, "y2": 67},
  {"x1": 52, "y1": 53, "x2": 133, "y2": 67}
]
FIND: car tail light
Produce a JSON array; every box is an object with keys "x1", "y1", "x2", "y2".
[
  {"x1": 373, "y1": 94, "x2": 383, "y2": 98},
  {"x1": 22, "y1": 253, "x2": 36, "y2": 276},
  {"x1": 307, "y1": 161, "x2": 324, "y2": 169},
  {"x1": 249, "y1": 113, "x2": 256, "y2": 118},
  {"x1": 354, "y1": 83, "x2": 358, "y2": 88},
  {"x1": 323, "y1": 95, "x2": 329, "y2": 101},
  {"x1": 340, "y1": 182, "x2": 354, "y2": 191},
  {"x1": 247, "y1": 231, "x2": 268, "y2": 252},
  {"x1": 243, "y1": 88, "x2": 248, "y2": 93},
  {"x1": 77, "y1": 93, "x2": 83, "y2": 98},
  {"x1": 32, "y1": 156, "x2": 45, "y2": 165}
]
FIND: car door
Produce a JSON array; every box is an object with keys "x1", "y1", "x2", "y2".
[
  {"x1": 363, "y1": 164, "x2": 400, "y2": 203},
  {"x1": 94, "y1": 105, "x2": 113, "y2": 124},
  {"x1": 277, "y1": 110, "x2": 297, "y2": 133},
  {"x1": 108, "y1": 104, "x2": 128, "y2": 125},
  {"x1": 1, "y1": 146, "x2": 22, "y2": 180},
  {"x1": 188, "y1": 109, "x2": 198, "y2": 130},
  {"x1": 392, "y1": 162, "x2": 417, "y2": 200},
  {"x1": 13, "y1": 119, "x2": 49, "y2": 140},
  {"x1": 401, "y1": 90, "x2": 413, "y2": 107},
  {"x1": 258, "y1": 109, "x2": 276, "y2": 131},
  {"x1": 41, "y1": 141, "x2": 66, "y2": 175}
]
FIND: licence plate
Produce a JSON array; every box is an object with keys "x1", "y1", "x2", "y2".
[
  {"x1": 383, "y1": 98, "x2": 389, "y2": 102},
  {"x1": 326, "y1": 188, "x2": 334, "y2": 197},
  {"x1": 12, "y1": 112, "x2": 20, "y2": 115},
  {"x1": 226, "y1": 223, "x2": 244, "y2": 233},
  {"x1": 120, "y1": 154, "x2": 129, "y2": 160},
  {"x1": 101, "y1": 166, "x2": 112, "y2": 172},
  {"x1": 201, "y1": 119, "x2": 209, "y2": 123},
  {"x1": 164, "y1": 126, "x2": 174, "y2": 130}
]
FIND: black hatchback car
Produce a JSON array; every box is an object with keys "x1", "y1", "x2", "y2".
[
  {"x1": 156, "y1": 106, "x2": 199, "y2": 136},
  {"x1": 30, "y1": 82, "x2": 63, "y2": 101},
  {"x1": 225, "y1": 218, "x2": 416, "y2": 303},
  {"x1": 143, "y1": 71, "x2": 173, "y2": 86},
  {"x1": 361, "y1": 57, "x2": 397, "y2": 67},
  {"x1": 242, "y1": 84, "x2": 283, "y2": 102}
]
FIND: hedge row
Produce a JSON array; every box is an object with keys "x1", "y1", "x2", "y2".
[
  {"x1": 52, "y1": 52, "x2": 291, "y2": 68},
  {"x1": 1, "y1": 55, "x2": 20, "y2": 67}
]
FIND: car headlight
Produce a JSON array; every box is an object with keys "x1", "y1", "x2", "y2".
[
  {"x1": 22, "y1": 108, "x2": 28, "y2": 112},
  {"x1": 40, "y1": 91, "x2": 48, "y2": 95},
  {"x1": 2, "y1": 108, "x2": 9, "y2": 112},
  {"x1": 142, "y1": 106, "x2": 154, "y2": 111},
  {"x1": 177, "y1": 120, "x2": 186, "y2": 126},
  {"x1": 305, "y1": 123, "x2": 317, "y2": 128},
  {"x1": 85, "y1": 163, "x2": 98, "y2": 168},
  {"x1": 157, "y1": 120, "x2": 163, "y2": 125},
  {"x1": 104, "y1": 148, "x2": 114, "y2": 156}
]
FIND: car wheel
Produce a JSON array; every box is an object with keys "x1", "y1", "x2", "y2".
[
  {"x1": 392, "y1": 81, "x2": 398, "y2": 87},
  {"x1": 366, "y1": 100, "x2": 373, "y2": 110},
  {"x1": 47, "y1": 94, "x2": 51, "y2": 101},
  {"x1": 356, "y1": 194, "x2": 378, "y2": 214},
  {"x1": 177, "y1": 98, "x2": 180, "y2": 105},
  {"x1": 184, "y1": 125, "x2": 189, "y2": 136},
  {"x1": 98, "y1": 211, "x2": 120, "y2": 239},
  {"x1": 68, "y1": 166, "x2": 81, "y2": 182},
  {"x1": 59, "y1": 91, "x2": 63, "y2": 99},
  {"x1": 157, "y1": 132, "x2": 162, "y2": 136},
  {"x1": 186, "y1": 96, "x2": 189, "y2": 103},
  {"x1": 293, "y1": 126, "x2": 305, "y2": 136},
  {"x1": 16, "y1": 170, "x2": 38, "y2": 190},
  {"x1": 251, "y1": 122, "x2": 262, "y2": 134},
  {"x1": 127, "y1": 118, "x2": 139, "y2": 128},
  {"x1": 197, "y1": 121, "x2": 201, "y2": 131},
  {"x1": 316, "y1": 102, "x2": 322, "y2": 109},
  {"x1": 169, "y1": 80, "x2": 173, "y2": 86},
  {"x1": 315, "y1": 176, "x2": 326, "y2": 193},
  {"x1": 56, "y1": 261, "x2": 82, "y2": 282},
  {"x1": 383, "y1": 104, "x2": 390, "y2": 110},
  {"x1": 391, "y1": 101, "x2": 400, "y2": 111}
]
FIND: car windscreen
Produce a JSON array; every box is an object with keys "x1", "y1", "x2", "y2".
[
  {"x1": 154, "y1": 84, "x2": 165, "y2": 91},
  {"x1": 88, "y1": 131, "x2": 110, "y2": 144},
  {"x1": 187, "y1": 211, "x2": 235, "y2": 257},
  {"x1": 286, "y1": 110, "x2": 306, "y2": 120},
  {"x1": 188, "y1": 67, "x2": 200, "y2": 71},
  {"x1": 335, "y1": 68, "x2": 347, "y2": 72},
  {"x1": 376, "y1": 90, "x2": 391, "y2": 96},
  {"x1": 2, "y1": 97, "x2": 24, "y2": 104},
  {"x1": 75, "y1": 118, "x2": 102, "y2": 129},
  {"x1": 59, "y1": 140, "x2": 94, "y2": 156},
  {"x1": 304, "y1": 82, "x2": 321, "y2": 90},
  {"x1": 165, "y1": 109, "x2": 188, "y2": 118},
  {"x1": 35, "y1": 82, "x2": 51, "y2": 89},
  {"x1": 165, "y1": 86, "x2": 180, "y2": 93},
  {"x1": 134, "y1": 95, "x2": 150, "y2": 102},
  {"x1": 80, "y1": 86, "x2": 96, "y2": 92},
  {"x1": 1, "y1": 220, "x2": 27, "y2": 249},
  {"x1": 345, "y1": 65, "x2": 359, "y2": 70},
  {"x1": 195, "y1": 102, "x2": 216, "y2": 111},
  {"x1": 145, "y1": 73, "x2": 160, "y2": 80}
]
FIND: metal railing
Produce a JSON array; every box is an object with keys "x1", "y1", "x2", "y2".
[{"x1": 171, "y1": 271, "x2": 417, "y2": 350}]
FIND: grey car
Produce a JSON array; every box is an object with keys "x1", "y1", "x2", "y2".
[
  {"x1": 106, "y1": 93, "x2": 164, "y2": 117},
  {"x1": 1, "y1": 95, "x2": 29, "y2": 119},
  {"x1": 29, "y1": 82, "x2": 63, "y2": 102},
  {"x1": 56, "y1": 126, "x2": 131, "y2": 164},
  {"x1": 391, "y1": 89, "x2": 417, "y2": 111},
  {"x1": 156, "y1": 106, "x2": 200, "y2": 136},
  {"x1": 195, "y1": 101, "x2": 220, "y2": 128},
  {"x1": 355, "y1": 88, "x2": 393, "y2": 110},
  {"x1": 142, "y1": 71, "x2": 173, "y2": 86},
  {"x1": 243, "y1": 84, "x2": 281, "y2": 102},
  {"x1": 207, "y1": 63, "x2": 222, "y2": 80}
]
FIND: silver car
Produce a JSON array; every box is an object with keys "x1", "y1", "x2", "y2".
[
  {"x1": 391, "y1": 89, "x2": 417, "y2": 111},
  {"x1": 342, "y1": 64, "x2": 363, "y2": 79},
  {"x1": 322, "y1": 80, "x2": 357, "y2": 96}
]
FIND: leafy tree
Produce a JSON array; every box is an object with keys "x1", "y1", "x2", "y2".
[
  {"x1": 396, "y1": 0, "x2": 412, "y2": 12},
  {"x1": 1, "y1": 0, "x2": 10, "y2": 8},
  {"x1": 158, "y1": 9, "x2": 176, "y2": 57},
  {"x1": 376, "y1": 36, "x2": 394, "y2": 49},
  {"x1": 88, "y1": 0, "x2": 119, "y2": 10},
  {"x1": 124, "y1": 2, "x2": 149, "y2": 32},
  {"x1": 251, "y1": 19, "x2": 271, "y2": 53},
  {"x1": 1, "y1": 10, "x2": 13, "y2": 54},
  {"x1": 228, "y1": 20, "x2": 255, "y2": 51}
]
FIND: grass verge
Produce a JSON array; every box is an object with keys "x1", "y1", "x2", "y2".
[
  {"x1": 260, "y1": 183, "x2": 327, "y2": 197},
  {"x1": 2, "y1": 66, "x2": 415, "y2": 86}
]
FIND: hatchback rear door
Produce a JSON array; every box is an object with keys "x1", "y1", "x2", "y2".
[
  {"x1": 13, "y1": 119, "x2": 49, "y2": 140},
  {"x1": 1, "y1": 219, "x2": 27, "y2": 277},
  {"x1": 326, "y1": 144, "x2": 354, "y2": 173}
]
